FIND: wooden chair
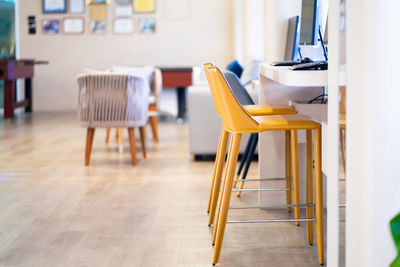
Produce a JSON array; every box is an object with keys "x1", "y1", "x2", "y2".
[{"x1": 77, "y1": 74, "x2": 150, "y2": 166}]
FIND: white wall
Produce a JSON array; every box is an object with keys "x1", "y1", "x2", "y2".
[
  {"x1": 264, "y1": 0, "x2": 302, "y2": 62},
  {"x1": 18, "y1": 0, "x2": 234, "y2": 111},
  {"x1": 346, "y1": 0, "x2": 400, "y2": 266},
  {"x1": 234, "y1": 0, "x2": 264, "y2": 62}
]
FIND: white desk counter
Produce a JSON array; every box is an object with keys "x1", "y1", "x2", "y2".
[{"x1": 257, "y1": 63, "x2": 345, "y2": 206}]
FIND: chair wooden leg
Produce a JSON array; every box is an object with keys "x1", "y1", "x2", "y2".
[
  {"x1": 285, "y1": 130, "x2": 292, "y2": 213},
  {"x1": 314, "y1": 127, "x2": 324, "y2": 265},
  {"x1": 306, "y1": 130, "x2": 314, "y2": 245},
  {"x1": 212, "y1": 133, "x2": 242, "y2": 265},
  {"x1": 85, "y1": 128, "x2": 95, "y2": 166},
  {"x1": 290, "y1": 129, "x2": 300, "y2": 226},
  {"x1": 340, "y1": 128, "x2": 346, "y2": 172},
  {"x1": 208, "y1": 126, "x2": 230, "y2": 226},
  {"x1": 105, "y1": 128, "x2": 110, "y2": 143},
  {"x1": 139, "y1": 126, "x2": 147, "y2": 158},
  {"x1": 117, "y1": 128, "x2": 123, "y2": 153},
  {"x1": 150, "y1": 115, "x2": 159, "y2": 142},
  {"x1": 128, "y1": 128, "x2": 137, "y2": 165}
]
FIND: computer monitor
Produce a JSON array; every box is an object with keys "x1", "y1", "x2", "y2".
[
  {"x1": 300, "y1": 0, "x2": 320, "y2": 45},
  {"x1": 284, "y1": 16, "x2": 301, "y2": 61}
]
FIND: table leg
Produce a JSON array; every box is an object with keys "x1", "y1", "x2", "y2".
[
  {"x1": 25, "y1": 78, "x2": 32, "y2": 113},
  {"x1": 177, "y1": 87, "x2": 187, "y2": 122},
  {"x1": 4, "y1": 80, "x2": 15, "y2": 119}
]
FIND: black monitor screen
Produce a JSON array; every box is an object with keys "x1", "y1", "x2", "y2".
[
  {"x1": 300, "y1": 0, "x2": 318, "y2": 45},
  {"x1": 284, "y1": 16, "x2": 300, "y2": 61}
]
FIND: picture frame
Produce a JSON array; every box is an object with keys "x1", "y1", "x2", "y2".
[
  {"x1": 86, "y1": 0, "x2": 109, "y2": 5},
  {"x1": 62, "y1": 17, "x2": 84, "y2": 34},
  {"x1": 42, "y1": 19, "x2": 60, "y2": 34},
  {"x1": 91, "y1": 20, "x2": 107, "y2": 34},
  {"x1": 90, "y1": 7, "x2": 107, "y2": 20},
  {"x1": 116, "y1": 0, "x2": 132, "y2": 4},
  {"x1": 113, "y1": 18, "x2": 134, "y2": 34},
  {"x1": 42, "y1": 0, "x2": 67, "y2": 14},
  {"x1": 134, "y1": 0, "x2": 155, "y2": 13},
  {"x1": 115, "y1": 6, "x2": 132, "y2": 17},
  {"x1": 138, "y1": 18, "x2": 156, "y2": 34},
  {"x1": 69, "y1": 0, "x2": 85, "y2": 14}
]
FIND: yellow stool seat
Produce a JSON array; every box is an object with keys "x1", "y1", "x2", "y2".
[
  {"x1": 244, "y1": 104, "x2": 297, "y2": 116},
  {"x1": 254, "y1": 114, "x2": 321, "y2": 130}
]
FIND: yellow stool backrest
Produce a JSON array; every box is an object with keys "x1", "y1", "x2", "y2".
[
  {"x1": 203, "y1": 63, "x2": 222, "y2": 117},
  {"x1": 207, "y1": 66, "x2": 259, "y2": 133}
]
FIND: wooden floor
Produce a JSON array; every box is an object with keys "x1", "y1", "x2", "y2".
[{"x1": 0, "y1": 112, "x2": 323, "y2": 267}]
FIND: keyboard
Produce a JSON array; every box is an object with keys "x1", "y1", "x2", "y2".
[
  {"x1": 290, "y1": 62, "x2": 328, "y2": 71},
  {"x1": 271, "y1": 61, "x2": 303, "y2": 67}
]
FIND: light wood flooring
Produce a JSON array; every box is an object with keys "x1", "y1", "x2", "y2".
[{"x1": 0, "y1": 112, "x2": 323, "y2": 267}]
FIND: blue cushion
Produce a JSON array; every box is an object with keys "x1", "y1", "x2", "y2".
[{"x1": 226, "y1": 60, "x2": 243, "y2": 78}]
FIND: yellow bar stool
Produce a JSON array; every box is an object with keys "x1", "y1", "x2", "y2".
[
  {"x1": 204, "y1": 64, "x2": 298, "y2": 227},
  {"x1": 207, "y1": 66, "x2": 324, "y2": 265}
]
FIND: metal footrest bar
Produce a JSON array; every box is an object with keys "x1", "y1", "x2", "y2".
[
  {"x1": 339, "y1": 179, "x2": 346, "y2": 182},
  {"x1": 229, "y1": 203, "x2": 314, "y2": 210},
  {"x1": 233, "y1": 177, "x2": 292, "y2": 182},
  {"x1": 227, "y1": 218, "x2": 316, "y2": 224},
  {"x1": 339, "y1": 204, "x2": 346, "y2": 208},
  {"x1": 339, "y1": 219, "x2": 346, "y2": 222},
  {"x1": 232, "y1": 187, "x2": 291, "y2": 192}
]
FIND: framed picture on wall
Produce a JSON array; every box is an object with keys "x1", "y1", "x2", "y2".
[
  {"x1": 90, "y1": 7, "x2": 107, "y2": 20},
  {"x1": 91, "y1": 20, "x2": 107, "y2": 34},
  {"x1": 86, "y1": 0, "x2": 109, "y2": 5},
  {"x1": 62, "y1": 17, "x2": 84, "y2": 34},
  {"x1": 134, "y1": 0, "x2": 155, "y2": 13},
  {"x1": 138, "y1": 18, "x2": 156, "y2": 34},
  {"x1": 42, "y1": 0, "x2": 67, "y2": 14},
  {"x1": 113, "y1": 18, "x2": 134, "y2": 34},
  {"x1": 115, "y1": 6, "x2": 132, "y2": 17},
  {"x1": 42, "y1": 19, "x2": 60, "y2": 34},
  {"x1": 69, "y1": 0, "x2": 85, "y2": 14}
]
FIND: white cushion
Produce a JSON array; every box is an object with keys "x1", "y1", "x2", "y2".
[
  {"x1": 84, "y1": 68, "x2": 111, "y2": 74},
  {"x1": 148, "y1": 95, "x2": 156, "y2": 105},
  {"x1": 240, "y1": 57, "x2": 262, "y2": 86}
]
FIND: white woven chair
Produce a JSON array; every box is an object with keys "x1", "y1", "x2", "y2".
[
  {"x1": 77, "y1": 73, "x2": 150, "y2": 166},
  {"x1": 105, "y1": 67, "x2": 162, "y2": 145}
]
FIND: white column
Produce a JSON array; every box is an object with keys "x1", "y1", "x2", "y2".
[
  {"x1": 326, "y1": 0, "x2": 340, "y2": 265},
  {"x1": 346, "y1": 0, "x2": 400, "y2": 266}
]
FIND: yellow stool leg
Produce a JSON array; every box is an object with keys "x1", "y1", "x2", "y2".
[
  {"x1": 314, "y1": 127, "x2": 324, "y2": 265},
  {"x1": 290, "y1": 130, "x2": 300, "y2": 226},
  {"x1": 105, "y1": 128, "x2": 110, "y2": 144},
  {"x1": 285, "y1": 130, "x2": 292, "y2": 213},
  {"x1": 208, "y1": 126, "x2": 228, "y2": 213},
  {"x1": 211, "y1": 159, "x2": 228, "y2": 245},
  {"x1": 212, "y1": 133, "x2": 242, "y2": 265},
  {"x1": 208, "y1": 128, "x2": 230, "y2": 226},
  {"x1": 306, "y1": 130, "x2": 314, "y2": 245}
]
